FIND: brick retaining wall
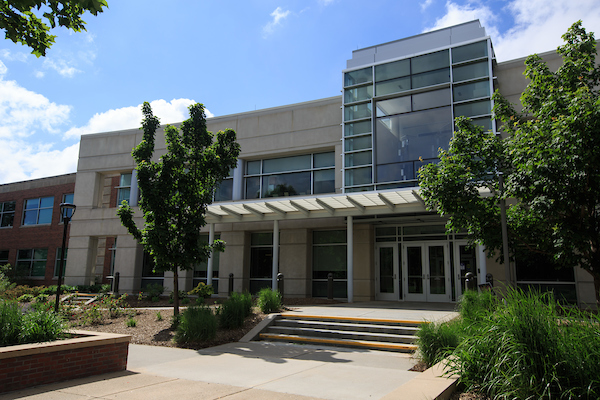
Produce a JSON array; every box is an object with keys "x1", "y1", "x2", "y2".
[{"x1": 0, "y1": 331, "x2": 131, "y2": 394}]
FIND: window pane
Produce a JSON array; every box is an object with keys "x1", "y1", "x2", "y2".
[
  {"x1": 344, "y1": 135, "x2": 372, "y2": 151},
  {"x1": 63, "y1": 193, "x2": 74, "y2": 204},
  {"x1": 262, "y1": 171, "x2": 311, "y2": 197},
  {"x1": 3, "y1": 202, "x2": 15, "y2": 212},
  {"x1": 245, "y1": 176, "x2": 260, "y2": 199},
  {"x1": 345, "y1": 151, "x2": 372, "y2": 167},
  {"x1": 344, "y1": 103, "x2": 372, "y2": 121},
  {"x1": 32, "y1": 261, "x2": 46, "y2": 276},
  {"x1": 214, "y1": 179, "x2": 233, "y2": 201},
  {"x1": 375, "y1": 59, "x2": 410, "y2": 81},
  {"x1": 345, "y1": 167, "x2": 372, "y2": 186},
  {"x1": 37, "y1": 208, "x2": 52, "y2": 224},
  {"x1": 453, "y1": 61, "x2": 488, "y2": 82},
  {"x1": 453, "y1": 81, "x2": 490, "y2": 102},
  {"x1": 377, "y1": 162, "x2": 415, "y2": 182},
  {"x1": 314, "y1": 230, "x2": 347, "y2": 244},
  {"x1": 34, "y1": 248, "x2": 48, "y2": 259},
  {"x1": 470, "y1": 117, "x2": 492, "y2": 131},
  {"x1": 313, "y1": 246, "x2": 347, "y2": 278},
  {"x1": 1, "y1": 213, "x2": 14, "y2": 227},
  {"x1": 18, "y1": 249, "x2": 32, "y2": 259},
  {"x1": 375, "y1": 76, "x2": 411, "y2": 96},
  {"x1": 345, "y1": 186, "x2": 374, "y2": 193},
  {"x1": 120, "y1": 173, "x2": 132, "y2": 187},
  {"x1": 40, "y1": 197, "x2": 54, "y2": 208},
  {"x1": 412, "y1": 68, "x2": 450, "y2": 89},
  {"x1": 344, "y1": 67, "x2": 372, "y2": 86},
  {"x1": 376, "y1": 106, "x2": 453, "y2": 165},
  {"x1": 412, "y1": 50, "x2": 449, "y2": 74},
  {"x1": 246, "y1": 160, "x2": 261, "y2": 175},
  {"x1": 412, "y1": 88, "x2": 451, "y2": 111},
  {"x1": 251, "y1": 232, "x2": 273, "y2": 246},
  {"x1": 452, "y1": 41, "x2": 487, "y2": 64},
  {"x1": 314, "y1": 152, "x2": 335, "y2": 168},
  {"x1": 376, "y1": 97, "x2": 411, "y2": 117},
  {"x1": 375, "y1": 227, "x2": 397, "y2": 236},
  {"x1": 344, "y1": 85, "x2": 372, "y2": 103},
  {"x1": 117, "y1": 188, "x2": 130, "y2": 204},
  {"x1": 25, "y1": 198, "x2": 39, "y2": 209},
  {"x1": 23, "y1": 210, "x2": 38, "y2": 225},
  {"x1": 344, "y1": 120, "x2": 371, "y2": 137},
  {"x1": 314, "y1": 169, "x2": 335, "y2": 194},
  {"x1": 263, "y1": 155, "x2": 310, "y2": 173},
  {"x1": 454, "y1": 100, "x2": 491, "y2": 118}
]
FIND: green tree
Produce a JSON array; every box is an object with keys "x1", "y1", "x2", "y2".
[
  {"x1": 118, "y1": 102, "x2": 240, "y2": 316},
  {"x1": 1, "y1": 0, "x2": 107, "y2": 57},
  {"x1": 419, "y1": 21, "x2": 600, "y2": 305}
]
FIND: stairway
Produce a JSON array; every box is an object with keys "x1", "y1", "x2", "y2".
[
  {"x1": 258, "y1": 314, "x2": 427, "y2": 353},
  {"x1": 61, "y1": 292, "x2": 100, "y2": 306}
]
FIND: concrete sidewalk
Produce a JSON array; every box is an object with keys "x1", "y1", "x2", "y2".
[{"x1": 0, "y1": 302, "x2": 459, "y2": 400}]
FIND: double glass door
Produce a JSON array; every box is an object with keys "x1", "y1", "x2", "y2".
[{"x1": 376, "y1": 242, "x2": 451, "y2": 302}]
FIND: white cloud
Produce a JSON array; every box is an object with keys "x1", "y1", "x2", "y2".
[
  {"x1": 42, "y1": 58, "x2": 81, "y2": 77},
  {"x1": 0, "y1": 78, "x2": 71, "y2": 139},
  {"x1": 0, "y1": 139, "x2": 79, "y2": 184},
  {"x1": 0, "y1": 49, "x2": 29, "y2": 62},
  {"x1": 63, "y1": 98, "x2": 208, "y2": 139},
  {"x1": 263, "y1": 7, "x2": 291, "y2": 37},
  {"x1": 0, "y1": 60, "x2": 7, "y2": 76},
  {"x1": 427, "y1": 0, "x2": 600, "y2": 61},
  {"x1": 421, "y1": 0, "x2": 435, "y2": 12}
]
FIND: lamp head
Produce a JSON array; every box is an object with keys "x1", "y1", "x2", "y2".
[{"x1": 60, "y1": 203, "x2": 76, "y2": 221}]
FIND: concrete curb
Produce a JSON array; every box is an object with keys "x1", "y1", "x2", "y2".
[
  {"x1": 239, "y1": 313, "x2": 280, "y2": 342},
  {"x1": 380, "y1": 361, "x2": 458, "y2": 400}
]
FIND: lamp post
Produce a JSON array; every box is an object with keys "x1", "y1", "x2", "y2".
[{"x1": 55, "y1": 203, "x2": 76, "y2": 313}]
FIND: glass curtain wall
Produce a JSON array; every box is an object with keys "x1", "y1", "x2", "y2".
[
  {"x1": 343, "y1": 40, "x2": 494, "y2": 192},
  {"x1": 250, "y1": 232, "x2": 275, "y2": 294},
  {"x1": 193, "y1": 234, "x2": 220, "y2": 292},
  {"x1": 312, "y1": 230, "x2": 347, "y2": 298}
]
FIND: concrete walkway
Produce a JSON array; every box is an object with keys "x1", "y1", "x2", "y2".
[{"x1": 0, "y1": 302, "x2": 459, "y2": 400}]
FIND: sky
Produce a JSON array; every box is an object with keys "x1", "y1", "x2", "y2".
[{"x1": 1, "y1": 0, "x2": 599, "y2": 184}]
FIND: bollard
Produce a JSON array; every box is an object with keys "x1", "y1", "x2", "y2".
[
  {"x1": 228, "y1": 273, "x2": 234, "y2": 297},
  {"x1": 486, "y1": 273, "x2": 494, "y2": 287},
  {"x1": 327, "y1": 272, "x2": 334, "y2": 299},
  {"x1": 465, "y1": 272, "x2": 476, "y2": 291},
  {"x1": 113, "y1": 272, "x2": 120, "y2": 295},
  {"x1": 277, "y1": 273, "x2": 284, "y2": 303}
]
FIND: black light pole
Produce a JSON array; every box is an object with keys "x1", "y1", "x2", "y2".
[{"x1": 55, "y1": 203, "x2": 76, "y2": 313}]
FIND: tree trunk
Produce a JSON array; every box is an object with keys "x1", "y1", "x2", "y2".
[
  {"x1": 173, "y1": 267, "x2": 179, "y2": 317},
  {"x1": 594, "y1": 273, "x2": 600, "y2": 309}
]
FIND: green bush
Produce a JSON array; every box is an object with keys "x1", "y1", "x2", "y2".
[
  {"x1": 144, "y1": 283, "x2": 164, "y2": 300},
  {"x1": 416, "y1": 319, "x2": 464, "y2": 367},
  {"x1": 0, "y1": 264, "x2": 15, "y2": 296},
  {"x1": 0, "y1": 301, "x2": 23, "y2": 345},
  {"x1": 17, "y1": 294, "x2": 34, "y2": 303},
  {"x1": 458, "y1": 288, "x2": 497, "y2": 323},
  {"x1": 217, "y1": 292, "x2": 253, "y2": 329},
  {"x1": 169, "y1": 290, "x2": 188, "y2": 301},
  {"x1": 175, "y1": 305, "x2": 217, "y2": 343},
  {"x1": 126, "y1": 317, "x2": 137, "y2": 327},
  {"x1": 0, "y1": 300, "x2": 66, "y2": 346},
  {"x1": 257, "y1": 288, "x2": 281, "y2": 314},
  {"x1": 188, "y1": 282, "x2": 214, "y2": 299}
]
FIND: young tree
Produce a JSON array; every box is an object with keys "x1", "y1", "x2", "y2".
[
  {"x1": 1, "y1": 0, "x2": 107, "y2": 57},
  {"x1": 118, "y1": 102, "x2": 240, "y2": 316},
  {"x1": 419, "y1": 21, "x2": 600, "y2": 305}
]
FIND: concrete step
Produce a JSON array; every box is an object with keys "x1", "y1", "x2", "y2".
[
  {"x1": 265, "y1": 325, "x2": 416, "y2": 344},
  {"x1": 62, "y1": 293, "x2": 101, "y2": 306},
  {"x1": 275, "y1": 318, "x2": 420, "y2": 336}
]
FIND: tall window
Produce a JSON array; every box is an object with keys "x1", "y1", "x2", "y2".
[
  {"x1": 54, "y1": 247, "x2": 68, "y2": 277},
  {"x1": 312, "y1": 230, "x2": 347, "y2": 298},
  {"x1": 0, "y1": 250, "x2": 8, "y2": 265},
  {"x1": 0, "y1": 201, "x2": 15, "y2": 227},
  {"x1": 117, "y1": 173, "x2": 132, "y2": 205},
  {"x1": 250, "y1": 232, "x2": 275, "y2": 294},
  {"x1": 244, "y1": 152, "x2": 335, "y2": 199},
  {"x1": 22, "y1": 196, "x2": 53, "y2": 225},
  {"x1": 109, "y1": 238, "x2": 117, "y2": 276},
  {"x1": 193, "y1": 234, "x2": 220, "y2": 292},
  {"x1": 17, "y1": 248, "x2": 47, "y2": 277},
  {"x1": 61, "y1": 193, "x2": 74, "y2": 222},
  {"x1": 141, "y1": 252, "x2": 164, "y2": 289},
  {"x1": 214, "y1": 170, "x2": 233, "y2": 202}
]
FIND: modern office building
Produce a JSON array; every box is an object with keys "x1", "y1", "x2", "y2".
[
  {"x1": 63, "y1": 20, "x2": 596, "y2": 308},
  {"x1": 0, "y1": 174, "x2": 76, "y2": 286}
]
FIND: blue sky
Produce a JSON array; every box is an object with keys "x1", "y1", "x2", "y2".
[{"x1": 1, "y1": 0, "x2": 599, "y2": 184}]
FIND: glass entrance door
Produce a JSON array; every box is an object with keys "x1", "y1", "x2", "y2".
[
  {"x1": 403, "y1": 243, "x2": 451, "y2": 302},
  {"x1": 376, "y1": 243, "x2": 399, "y2": 300},
  {"x1": 454, "y1": 242, "x2": 478, "y2": 298}
]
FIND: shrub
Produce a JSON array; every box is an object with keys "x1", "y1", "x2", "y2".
[
  {"x1": 20, "y1": 309, "x2": 66, "y2": 343},
  {"x1": 257, "y1": 288, "x2": 281, "y2": 314},
  {"x1": 17, "y1": 294, "x2": 34, "y2": 303},
  {"x1": 169, "y1": 290, "x2": 188, "y2": 301},
  {"x1": 0, "y1": 301, "x2": 23, "y2": 346},
  {"x1": 218, "y1": 292, "x2": 252, "y2": 329},
  {"x1": 35, "y1": 294, "x2": 49, "y2": 303},
  {"x1": 458, "y1": 288, "x2": 497, "y2": 323},
  {"x1": 144, "y1": 283, "x2": 164, "y2": 300},
  {"x1": 188, "y1": 282, "x2": 214, "y2": 299},
  {"x1": 126, "y1": 317, "x2": 137, "y2": 327},
  {"x1": 416, "y1": 319, "x2": 464, "y2": 367},
  {"x1": 156, "y1": 311, "x2": 163, "y2": 321},
  {"x1": 80, "y1": 303, "x2": 103, "y2": 325},
  {"x1": 0, "y1": 264, "x2": 16, "y2": 296},
  {"x1": 175, "y1": 305, "x2": 217, "y2": 343}
]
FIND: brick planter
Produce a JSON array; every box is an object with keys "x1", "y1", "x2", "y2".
[{"x1": 0, "y1": 330, "x2": 131, "y2": 394}]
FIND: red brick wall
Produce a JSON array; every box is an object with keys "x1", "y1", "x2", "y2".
[
  {"x1": 102, "y1": 237, "x2": 116, "y2": 284},
  {"x1": 109, "y1": 176, "x2": 119, "y2": 208},
  {"x1": 0, "y1": 341, "x2": 128, "y2": 394},
  {"x1": 0, "y1": 179, "x2": 75, "y2": 286}
]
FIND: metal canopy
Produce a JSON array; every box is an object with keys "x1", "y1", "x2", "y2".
[{"x1": 204, "y1": 188, "x2": 427, "y2": 223}]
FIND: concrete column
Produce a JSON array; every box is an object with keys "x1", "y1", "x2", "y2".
[
  {"x1": 347, "y1": 215, "x2": 353, "y2": 303},
  {"x1": 232, "y1": 158, "x2": 244, "y2": 201},
  {"x1": 207, "y1": 223, "x2": 215, "y2": 287},
  {"x1": 272, "y1": 219, "x2": 279, "y2": 291}
]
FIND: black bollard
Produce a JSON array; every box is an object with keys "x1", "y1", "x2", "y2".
[
  {"x1": 327, "y1": 272, "x2": 334, "y2": 299},
  {"x1": 113, "y1": 272, "x2": 120, "y2": 295},
  {"x1": 228, "y1": 273, "x2": 234, "y2": 297},
  {"x1": 277, "y1": 273, "x2": 284, "y2": 303}
]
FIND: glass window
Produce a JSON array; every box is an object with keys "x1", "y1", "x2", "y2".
[
  {"x1": 345, "y1": 151, "x2": 372, "y2": 167},
  {"x1": 412, "y1": 68, "x2": 450, "y2": 89},
  {"x1": 376, "y1": 107, "x2": 453, "y2": 166},
  {"x1": 214, "y1": 179, "x2": 233, "y2": 202},
  {"x1": 375, "y1": 76, "x2": 411, "y2": 96},
  {"x1": 470, "y1": 117, "x2": 492, "y2": 131},
  {"x1": 262, "y1": 171, "x2": 311, "y2": 198},
  {"x1": 23, "y1": 196, "x2": 54, "y2": 225},
  {"x1": 344, "y1": 103, "x2": 372, "y2": 121},
  {"x1": 0, "y1": 201, "x2": 15, "y2": 227},
  {"x1": 376, "y1": 96, "x2": 411, "y2": 117},
  {"x1": 454, "y1": 99, "x2": 491, "y2": 118},
  {"x1": 246, "y1": 160, "x2": 261, "y2": 175},
  {"x1": 452, "y1": 61, "x2": 489, "y2": 82},
  {"x1": 17, "y1": 248, "x2": 47, "y2": 277},
  {"x1": 263, "y1": 155, "x2": 311, "y2": 174},
  {"x1": 314, "y1": 169, "x2": 335, "y2": 194},
  {"x1": 344, "y1": 85, "x2": 373, "y2": 103},
  {"x1": 245, "y1": 176, "x2": 261, "y2": 199},
  {"x1": 314, "y1": 152, "x2": 335, "y2": 168},
  {"x1": 344, "y1": 120, "x2": 371, "y2": 137},
  {"x1": 345, "y1": 135, "x2": 372, "y2": 152},
  {"x1": 345, "y1": 186, "x2": 374, "y2": 193},
  {"x1": 250, "y1": 232, "x2": 274, "y2": 294},
  {"x1": 312, "y1": 230, "x2": 347, "y2": 298},
  {"x1": 344, "y1": 67, "x2": 372, "y2": 87},
  {"x1": 453, "y1": 81, "x2": 490, "y2": 102},
  {"x1": 141, "y1": 251, "x2": 164, "y2": 289},
  {"x1": 411, "y1": 50, "x2": 449, "y2": 74},
  {"x1": 0, "y1": 249, "x2": 8, "y2": 265},
  {"x1": 452, "y1": 41, "x2": 488, "y2": 64},
  {"x1": 54, "y1": 247, "x2": 67, "y2": 277},
  {"x1": 412, "y1": 88, "x2": 451, "y2": 111},
  {"x1": 117, "y1": 173, "x2": 132, "y2": 205},
  {"x1": 375, "y1": 59, "x2": 410, "y2": 81},
  {"x1": 376, "y1": 162, "x2": 415, "y2": 182},
  {"x1": 60, "y1": 193, "x2": 75, "y2": 222},
  {"x1": 193, "y1": 234, "x2": 220, "y2": 293},
  {"x1": 345, "y1": 167, "x2": 372, "y2": 186}
]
